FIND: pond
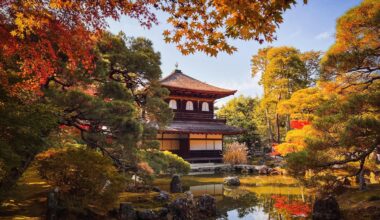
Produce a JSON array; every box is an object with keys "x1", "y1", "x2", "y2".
[{"x1": 122, "y1": 175, "x2": 314, "y2": 220}]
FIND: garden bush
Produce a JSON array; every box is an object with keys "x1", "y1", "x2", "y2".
[
  {"x1": 223, "y1": 142, "x2": 248, "y2": 165},
  {"x1": 36, "y1": 147, "x2": 125, "y2": 213},
  {"x1": 142, "y1": 150, "x2": 190, "y2": 175}
]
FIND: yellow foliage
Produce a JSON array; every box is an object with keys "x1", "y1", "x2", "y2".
[{"x1": 275, "y1": 125, "x2": 314, "y2": 156}]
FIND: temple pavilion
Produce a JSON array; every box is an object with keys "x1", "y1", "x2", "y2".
[{"x1": 157, "y1": 69, "x2": 242, "y2": 162}]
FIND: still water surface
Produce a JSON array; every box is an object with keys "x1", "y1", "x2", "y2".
[{"x1": 155, "y1": 175, "x2": 314, "y2": 220}]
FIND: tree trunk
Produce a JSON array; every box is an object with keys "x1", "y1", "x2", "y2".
[
  {"x1": 0, "y1": 154, "x2": 35, "y2": 192},
  {"x1": 285, "y1": 114, "x2": 291, "y2": 133},
  {"x1": 358, "y1": 157, "x2": 367, "y2": 191},
  {"x1": 265, "y1": 108, "x2": 274, "y2": 144},
  {"x1": 275, "y1": 94, "x2": 282, "y2": 143},
  {"x1": 275, "y1": 112, "x2": 281, "y2": 143}
]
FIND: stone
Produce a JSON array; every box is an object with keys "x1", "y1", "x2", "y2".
[
  {"x1": 135, "y1": 208, "x2": 169, "y2": 220},
  {"x1": 119, "y1": 202, "x2": 137, "y2": 220},
  {"x1": 258, "y1": 166, "x2": 269, "y2": 175},
  {"x1": 136, "y1": 209, "x2": 156, "y2": 220},
  {"x1": 196, "y1": 194, "x2": 217, "y2": 217},
  {"x1": 154, "y1": 191, "x2": 170, "y2": 202},
  {"x1": 170, "y1": 175, "x2": 182, "y2": 193},
  {"x1": 224, "y1": 176, "x2": 240, "y2": 186},
  {"x1": 269, "y1": 168, "x2": 280, "y2": 175},
  {"x1": 312, "y1": 196, "x2": 341, "y2": 220},
  {"x1": 152, "y1": 186, "x2": 161, "y2": 192},
  {"x1": 46, "y1": 191, "x2": 58, "y2": 220},
  {"x1": 169, "y1": 195, "x2": 195, "y2": 220}
]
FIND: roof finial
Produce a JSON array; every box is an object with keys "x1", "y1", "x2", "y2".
[{"x1": 174, "y1": 62, "x2": 182, "y2": 73}]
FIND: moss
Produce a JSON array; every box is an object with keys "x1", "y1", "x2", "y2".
[{"x1": 337, "y1": 184, "x2": 380, "y2": 220}]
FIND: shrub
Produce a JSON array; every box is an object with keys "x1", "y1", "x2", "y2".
[
  {"x1": 142, "y1": 150, "x2": 190, "y2": 175},
  {"x1": 162, "y1": 150, "x2": 191, "y2": 174},
  {"x1": 36, "y1": 147, "x2": 125, "y2": 213},
  {"x1": 223, "y1": 142, "x2": 248, "y2": 165}
]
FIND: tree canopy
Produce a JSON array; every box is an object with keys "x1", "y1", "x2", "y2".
[
  {"x1": 217, "y1": 96, "x2": 261, "y2": 150},
  {"x1": 275, "y1": 0, "x2": 380, "y2": 191},
  {"x1": 0, "y1": 32, "x2": 174, "y2": 190},
  {"x1": 251, "y1": 46, "x2": 321, "y2": 143},
  {"x1": 0, "y1": 0, "x2": 306, "y2": 94}
]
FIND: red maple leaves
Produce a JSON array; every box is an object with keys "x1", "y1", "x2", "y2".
[
  {"x1": 290, "y1": 120, "x2": 310, "y2": 130},
  {"x1": 271, "y1": 195, "x2": 311, "y2": 217}
]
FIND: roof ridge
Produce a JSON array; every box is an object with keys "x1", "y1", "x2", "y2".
[
  {"x1": 159, "y1": 70, "x2": 178, "y2": 82},
  {"x1": 159, "y1": 69, "x2": 237, "y2": 96}
]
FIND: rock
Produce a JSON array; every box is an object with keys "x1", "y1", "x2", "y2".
[
  {"x1": 214, "y1": 167, "x2": 223, "y2": 174},
  {"x1": 152, "y1": 186, "x2": 161, "y2": 192},
  {"x1": 119, "y1": 202, "x2": 137, "y2": 220},
  {"x1": 136, "y1": 209, "x2": 156, "y2": 220},
  {"x1": 241, "y1": 167, "x2": 249, "y2": 174},
  {"x1": 196, "y1": 194, "x2": 216, "y2": 217},
  {"x1": 312, "y1": 196, "x2": 341, "y2": 220},
  {"x1": 184, "y1": 191, "x2": 194, "y2": 200},
  {"x1": 269, "y1": 168, "x2": 280, "y2": 175},
  {"x1": 136, "y1": 208, "x2": 169, "y2": 220},
  {"x1": 154, "y1": 191, "x2": 170, "y2": 202},
  {"x1": 259, "y1": 166, "x2": 269, "y2": 175},
  {"x1": 169, "y1": 194, "x2": 195, "y2": 220},
  {"x1": 170, "y1": 175, "x2": 182, "y2": 193},
  {"x1": 46, "y1": 190, "x2": 58, "y2": 220},
  {"x1": 224, "y1": 176, "x2": 240, "y2": 186}
]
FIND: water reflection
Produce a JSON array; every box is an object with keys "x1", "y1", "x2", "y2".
[{"x1": 188, "y1": 182, "x2": 312, "y2": 220}]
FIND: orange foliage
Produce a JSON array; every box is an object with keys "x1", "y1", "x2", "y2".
[
  {"x1": 0, "y1": 0, "x2": 157, "y2": 96},
  {"x1": 272, "y1": 195, "x2": 311, "y2": 217},
  {"x1": 137, "y1": 162, "x2": 154, "y2": 175},
  {"x1": 1, "y1": 0, "x2": 301, "y2": 96}
]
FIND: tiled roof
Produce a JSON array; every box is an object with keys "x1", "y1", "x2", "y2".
[
  {"x1": 160, "y1": 120, "x2": 243, "y2": 135},
  {"x1": 160, "y1": 70, "x2": 236, "y2": 95}
]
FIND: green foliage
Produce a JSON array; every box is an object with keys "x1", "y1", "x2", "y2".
[
  {"x1": 142, "y1": 150, "x2": 190, "y2": 175},
  {"x1": 280, "y1": 1, "x2": 380, "y2": 190},
  {"x1": 36, "y1": 147, "x2": 125, "y2": 212},
  {"x1": 286, "y1": 151, "x2": 311, "y2": 176},
  {"x1": 217, "y1": 95, "x2": 261, "y2": 149},
  {"x1": 44, "y1": 32, "x2": 173, "y2": 173},
  {"x1": 1, "y1": 31, "x2": 173, "y2": 198},
  {"x1": 0, "y1": 88, "x2": 59, "y2": 186}
]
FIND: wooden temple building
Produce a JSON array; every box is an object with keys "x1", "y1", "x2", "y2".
[{"x1": 157, "y1": 69, "x2": 242, "y2": 162}]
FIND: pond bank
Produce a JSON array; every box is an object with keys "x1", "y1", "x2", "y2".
[
  {"x1": 1, "y1": 166, "x2": 380, "y2": 219},
  {"x1": 189, "y1": 163, "x2": 283, "y2": 175}
]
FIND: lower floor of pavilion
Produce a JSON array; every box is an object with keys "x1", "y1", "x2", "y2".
[{"x1": 156, "y1": 120, "x2": 242, "y2": 162}]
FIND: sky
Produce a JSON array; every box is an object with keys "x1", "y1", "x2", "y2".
[{"x1": 107, "y1": 0, "x2": 362, "y2": 107}]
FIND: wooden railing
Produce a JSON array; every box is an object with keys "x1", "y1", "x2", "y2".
[{"x1": 174, "y1": 112, "x2": 226, "y2": 123}]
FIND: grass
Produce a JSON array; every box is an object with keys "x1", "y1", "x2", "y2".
[{"x1": 0, "y1": 165, "x2": 50, "y2": 219}]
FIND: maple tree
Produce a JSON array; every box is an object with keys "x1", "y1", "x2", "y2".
[{"x1": 0, "y1": 0, "x2": 305, "y2": 95}]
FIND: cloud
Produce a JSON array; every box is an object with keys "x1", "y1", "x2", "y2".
[{"x1": 315, "y1": 31, "x2": 332, "y2": 40}]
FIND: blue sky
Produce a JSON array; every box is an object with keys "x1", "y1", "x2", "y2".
[{"x1": 107, "y1": 0, "x2": 361, "y2": 107}]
